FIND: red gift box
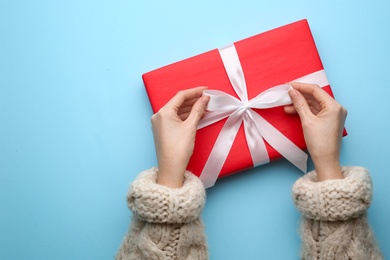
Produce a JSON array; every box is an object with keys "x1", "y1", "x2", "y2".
[{"x1": 143, "y1": 19, "x2": 345, "y2": 186}]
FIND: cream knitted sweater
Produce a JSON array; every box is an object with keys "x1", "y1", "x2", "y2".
[
  {"x1": 116, "y1": 168, "x2": 208, "y2": 259},
  {"x1": 293, "y1": 166, "x2": 382, "y2": 259},
  {"x1": 116, "y1": 166, "x2": 382, "y2": 259}
]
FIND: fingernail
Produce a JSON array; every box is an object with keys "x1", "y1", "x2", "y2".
[
  {"x1": 201, "y1": 95, "x2": 210, "y2": 102},
  {"x1": 288, "y1": 87, "x2": 297, "y2": 99}
]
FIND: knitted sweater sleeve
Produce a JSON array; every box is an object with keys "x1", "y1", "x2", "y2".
[
  {"x1": 292, "y1": 167, "x2": 383, "y2": 259},
  {"x1": 116, "y1": 168, "x2": 208, "y2": 260},
  {"x1": 127, "y1": 167, "x2": 206, "y2": 223},
  {"x1": 292, "y1": 166, "x2": 372, "y2": 221}
]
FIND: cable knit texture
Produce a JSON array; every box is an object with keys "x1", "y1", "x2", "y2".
[
  {"x1": 116, "y1": 166, "x2": 382, "y2": 259},
  {"x1": 116, "y1": 168, "x2": 208, "y2": 260},
  {"x1": 293, "y1": 166, "x2": 383, "y2": 259}
]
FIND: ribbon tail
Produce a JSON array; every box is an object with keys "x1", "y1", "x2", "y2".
[
  {"x1": 243, "y1": 110, "x2": 270, "y2": 166},
  {"x1": 199, "y1": 110, "x2": 244, "y2": 188},
  {"x1": 251, "y1": 112, "x2": 308, "y2": 172}
]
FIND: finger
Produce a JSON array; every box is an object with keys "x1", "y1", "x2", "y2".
[
  {"x1": 284, "y1": 90, "x2": 320, "y2": 114},
  {"x1": 165, "y1": 86, "x2": 208, "y2": 111},
  {"x1": 284, "y1": 101, "x2": 321, "y2": 115},
  {"x1": 178, "y1": 111, "x2": 191, "y2": 121},
  {"x1": 177, "y1": 97, "x2": 205, "y2": 120},
  {"x1": 289, "y1": 82, "x2": 334, "y2": 107},
  {"x1": 284, "y1": 104, "x2": 297, "y2": 114},
  {"x1": 181, "y1": 96, "x2": 201, "y2": 107},
  {"x1": 288, "y1": 87, "x2": 313, "y2": 120},
  {"x1": 186, "y1": 95, "x2": 210, "y2": 126},
  {"x1": 178, "y1": 105, "x2": 193, "y2": 117},
  {"x1": 177, "y1": 97, "x2": 201, "y2": 114},
  {"x1": 306, "y1": 99, "x2": 322, "y2": 115}
]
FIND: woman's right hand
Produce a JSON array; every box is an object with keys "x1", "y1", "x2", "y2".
[
  {"x1": 284, "y1": 82, "x2": 347, "y2": 181},
  {"x1": 151, "y1": 87, "x2": 210, "y2": 188}
]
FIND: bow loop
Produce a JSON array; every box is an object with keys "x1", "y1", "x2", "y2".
[
  {"x1": 204, "y1": 90, "x2": 243, "y2": 112},
  {"x1": 249, "y1": 84, "x2": 293, "y2": 109}
]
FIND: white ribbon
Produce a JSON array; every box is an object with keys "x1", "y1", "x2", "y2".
[{"x1": 198, "y1": 43, "x2": 329, "y2": 188}]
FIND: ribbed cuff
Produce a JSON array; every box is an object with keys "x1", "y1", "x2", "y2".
[
  {"x1": 127, "y1": 167, "x2": 206, "y2": 223},
  {"x1": 292, "y1": 166, "x2": 372, "y2": 221}
]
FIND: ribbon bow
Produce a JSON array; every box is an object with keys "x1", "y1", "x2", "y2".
[{"x1": 197, "y1": 44, "x2": 329, "y2": 188}]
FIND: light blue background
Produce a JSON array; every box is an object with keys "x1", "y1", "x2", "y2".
[{"x1": 1, "y1": 1, "x2": 389, "y2": 259}]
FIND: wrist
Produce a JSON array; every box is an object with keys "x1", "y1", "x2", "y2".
[
  {"x1": 157, "y1": 171, "x2": 184, "y2": 188},
  {"x1": 157, "y1": 158, "x2": 187, "y2": 188},
  {"x1": 312, "y1": 155, "x2": 343, "y2": 181}
]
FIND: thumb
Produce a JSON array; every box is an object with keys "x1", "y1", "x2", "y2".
[
  {"x1": 187, "y1": 95, "x2": 210, "y2": 127},
  {"x1": 288, "y1": 88, "x2": 312, "y2": 120}
]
